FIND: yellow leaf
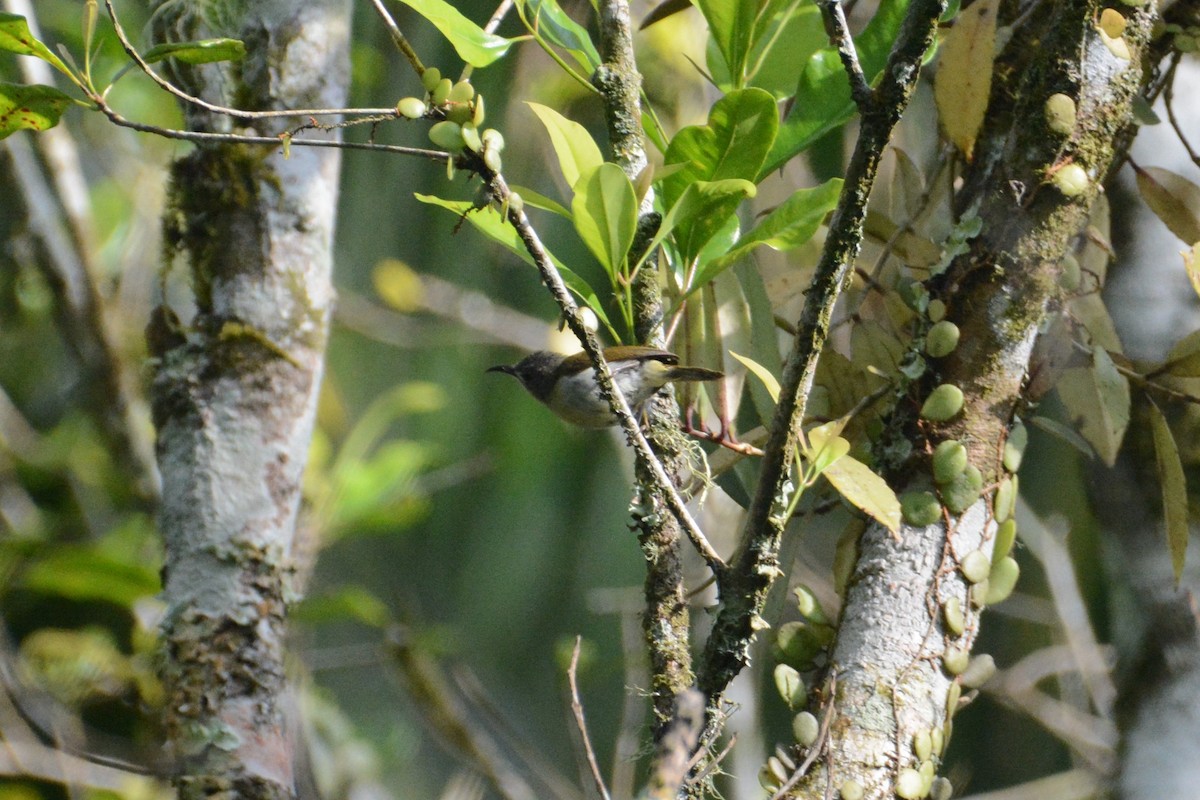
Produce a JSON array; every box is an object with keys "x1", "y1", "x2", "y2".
[
  {"x1": 1184, "y1": 243, "x2": 1200, "y2": 301},
  {"x1": 934, "y1": 0, "x2": 999, "y2": 160},
  {"x1": 372, "y1": 258, "x2": 424, "y2": 312},
  {"x1": 730, "y1": 350, "x2": 780, "y2": 403},
  {"x1": 822, "y1": 455, "x2": 901, "y2": 536}
]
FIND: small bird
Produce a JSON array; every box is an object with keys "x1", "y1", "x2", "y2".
[{"x1": 488, "y1": 346, "x2": 723, "y2": 428}]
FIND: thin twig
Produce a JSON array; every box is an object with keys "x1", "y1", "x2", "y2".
[
  {"x1": 567, "y1": 637, "x2": 611, "y2": 800},
  {"x1": 91, "y1": 95, "x2": 448, "y2": 158},
  {"x1": 818, "y1": 0, "x2": 873, "y2": 111},
  {"x1": 1163, "y1": 58, "x2": 1200, "y2": 168},
  {"x1": 104, "y1": 0, "x2": 395, "y2": 119},
  {"x1": 369, "y1": 0, "x2": 427, "y2": 76}
]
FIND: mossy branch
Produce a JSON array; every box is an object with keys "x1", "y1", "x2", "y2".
[{"x1": 696, "y1": 0, "x2": 949, "y2": 713}]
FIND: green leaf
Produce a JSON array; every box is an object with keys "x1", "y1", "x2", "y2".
[
  {"x1": 733, "y1": 260, "x2": 781, "y2": 424},
  {"x1": 0, "y1": 82, "x2": 73, "y2": 139},
  {"x1": 1028, "y1": 415, "x2": 1094, "y2": 460},
  {"x1": 415, "y1": 194, "x2": 617, "y2": 339},
  {"x1": 526, "y1": 102, "x2": 604, "y2": 189},
  {"x1": 763, "y1": 0, "x2": 909, "y2": 176},
  {"x1": 696, "y1": 178, "x2": 842, "y2": 285},
  {"x1": 294, "y1": 586, "x2": 393, "y2": 628},
  {"x1": 0, "y1": 12, "x2": 71, "y2": 75},
  {"x1": 330, "y1": 440, "x2": 432, "y2": 530},
  {"x1": 572, "y1": 163, "x2": 638, "y2": 278},
  {"x1": 802, "y1": 420, "x2": 851, "y2": 475},
  {"x1": 142, "y1": 38, "x2": 247, "y2": 65},
  {"x1": 744, "y1": 1, "x2": 827, "y2": 98},
  {"x1": 1148, "y1": 399, "x2": 1189, "y2": 582},
  {"x1": 20, "y1": 548, "x2": 159, "y2": 606},
  {"x1": 662, "y1": 88, "x2": 778, "y2": 210},
  {"x1": 821, "y1": 455, "x2": 902, "y2": 535},
  {"x1": 1055, "y1": 346, "x2": 1130, "y2": 466},
  {"x1": 516, "y1": 0, "x2": 600, "y2": 72},
  {"x1": 508, "y1": 184, "x2": 572, "y2": 218},
  {"x1": 669, "y1": 179, "x2": 758, "y2": 278},
  {"x1": 695, "y1": 0, "x2": 759, "y2": 85},
  {"x1": 395, "y1": 0, "x2": 513, "y2": 67},
  {"x1": 731, "y1": 350, "x2": 781, "y2": 402}
]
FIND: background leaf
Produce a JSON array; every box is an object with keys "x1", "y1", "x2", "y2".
[
  {"x1": 415, "y1": 194, "x2": 617, "y2": 338},
  {"x1": 762, "y1": 0, "x2": 909, "y2": 176},
  {"x1": 0, "y1": 12, "x2": 71, "y2": 75},
  {"x1": 933, "y1": 0, "x2": 999, "y2": 160},
  {"x1": 1133, "y1": 164, "x2": 1200, "y2": 246},
  {"x1": 516, "y1": 0, "x2": 600, "y2": 71},
  {"x1": 662, "y1": 88, "x2": 778, "y2": 210},
  {"x1": 1148, "y1": 400, "x2": 1189, "y2": 582},
  {"x1": 1055, "y1": 346, "x2": 1130, "y2": 466},
  {"x1": 143, "y1": 38, "x2": 247, "y2": 65}
]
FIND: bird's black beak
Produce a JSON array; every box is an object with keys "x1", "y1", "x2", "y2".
[{"x1": 487, "y1": 364, "x2": 517, "y2": 376}]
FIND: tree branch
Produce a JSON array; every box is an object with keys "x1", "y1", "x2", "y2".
[{"x1": 696, "y1": 0, "x2": 948, "y2": 723}]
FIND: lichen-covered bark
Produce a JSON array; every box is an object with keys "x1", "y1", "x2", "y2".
[
  {"x1": 782, "y1": 3, "x2": 1155, "y2": 797},
  {"x1": 147, "y1": 2, "x2": 349, "y2": 797}
]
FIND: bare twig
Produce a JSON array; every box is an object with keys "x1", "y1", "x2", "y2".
[
  {"x1": 103, "y1": 0, "x2": 394, "y2": 119},
  {"x1": 818, "y1": 0, "x2": 872, "y2": 110},
  {"x1": 567, "y1": 638, "x2": 610, "y2": 800},
  {"x1": 369, "y1": 0, "x2": 427, "y2": 76}
]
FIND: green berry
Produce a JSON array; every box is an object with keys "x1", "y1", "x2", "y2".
[
  {"x1": 901, "y1": 491, "x2": 942, "y2": 526},
  {"x1": 933, "y1": 440, "x2": 968, "y2": 484},
  {"x1": 395, "y1": 97, "x2": 427, "y2": 119},
  {"x1": 1052, "y1": 163, "x2": 1089, "y2": 197},
  {"x1": 1044, "y1": 93, "x2": 1077, "y2": 135},
  {"x1": 421, "y1": 67, "x2": 442, "y2": 93},
  {"x1": 926, "y1": 320, "x2": 961, "y2": 358},
  {"x1": 961, "y1": 549, "x2": 991, "y2": 583},
  {"x1": 985, "y1": 556, "x2": 1020, "y2": 604},
  {"x1": 428, "y1": 120, "x2": 464, "y2": 151},
  {"x1": 431, "y1": 77, "x2": 453, "y2": 105},
  {"x1": 921, "y1": 384, "x2": 964, "y2": 421},
  {"x1": 448, "y1": 80, "x2": 475, "y2": 103}
]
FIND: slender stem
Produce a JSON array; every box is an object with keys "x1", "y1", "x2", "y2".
[
  {"x1": 369, "y1": 0, "x2": 426, "y2": 76},
  {"x1": 819, "y1": 0, "x2": 872, "y2": 111},
  {"x1": 103, "y1": 0, "x2": 394, "y2": 120},
  {"x1": 567, "y1": 638, "x2": 611, "y2": 800}
]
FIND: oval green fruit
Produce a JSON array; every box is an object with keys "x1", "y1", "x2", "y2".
[
  {"x1": 421, "y1": 67, "x2": 442, "y2": 92},
  {"x1": 461, "y1": 123, "x2": 482, "y2": 153},
  {"x1": 448, "y1": 79, "x2": 475, "y2": 103},
  {"x1": 428, "y1": 120, "x2": 464, "y2": 151},
  {"x1": 895, "y1": 768, "x2": 924, "y2": 799},
  {"x1": 840, "y1": 779, "x2": 864, "y2": 800},
  {"x1": 960, "y1": 653, "x2": 996, "y2": 688},
  {"x1": 943, "y1": 644, "x2": 969, "y2": 675},
  {"x1": 1003, "y1": 420, "x2": 1028, "y2": 472},
  {"x1": 1052, "y1": 163, "x2": 1089, "y2": 197},
  {"x1": 926, "y1": 320, "x2": 961, "y2": 358},
  {"x1": 914, "y1": 729, "x2": 933, "y2": 762},
  {"x1": 431, "y1": 77, "x2": 453, "y2": 105},
  {"x1": 941, "y1": 465, "x2": 983, "y2": 514},
  {"x1": 961, "y1": 549, "x2": 991, "y2": 583},
  {"x1": 921, "y1": 384, "x2": 964, "y2": 421},
  {"x1": 933, "y1": 440, "x2": 968, "y2": 484},
  {"x1": 793, "y1": 711, "x2": 820, "y2": 746},
  {"x1": 985, "y1": 556, "x2": 1020, "y2": 604},
  {"x1": 774, "y1": 663, "x2": 805, "y2": 708},
  {"x1": 395, "y1": 97, "x2": 427, "y2": 119},
  {"x1": 943, "y1": 596, "x2": 965, "y2": 636},
  {"x1": 993, "y1": 518, "x2": 1017, "y2": 563},
  {"x1": 901, "y1": 491, "x2": 942, "y2": 527},
  {"x1": 1044, "y1": 93, "x2": 1077, "y2": 135}
]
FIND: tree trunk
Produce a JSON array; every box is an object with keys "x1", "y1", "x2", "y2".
[{"x1": 147, "y1": 2, "x2": 349, "y2": 797}]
